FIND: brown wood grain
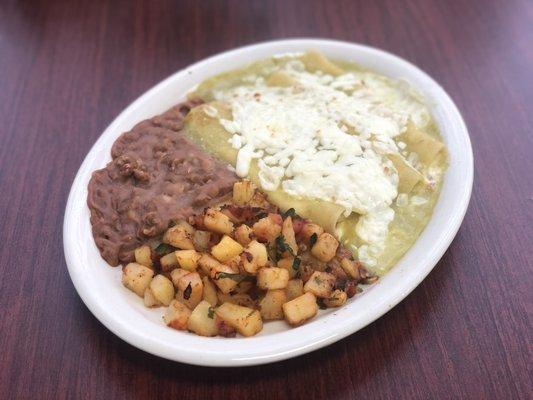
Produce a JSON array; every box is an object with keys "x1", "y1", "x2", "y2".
[{"x1": 0, "y1": 0, "x2": 531, "y2": 399}]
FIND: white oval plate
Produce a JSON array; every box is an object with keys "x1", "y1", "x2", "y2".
[{"x1": 64, "y1": 39, "x2": 473, "y2": 367}]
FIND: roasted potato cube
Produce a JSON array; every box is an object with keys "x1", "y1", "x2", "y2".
[
  {"x1": 174, "y1": 219, "x2": 195, "y2": 236},
  {"x1": 211, "y1": 235, "x2": 244, "y2": 263},
  {"x1": 134, "y1": 245, "x2": 153, "y2": 268},
  {"x1": 170, "y1": 268, "x2": 189, "y2": 287},
  {"x1": 198, "y1": 253, "x2": 223, "y2": 275},
  {"x1": 234, "y1": 224, "x2": 253, "y2": 246},
  {"x1": 233, "y1": 180, "x2": 255, "y2": 205},
  {"x1": 282, "y1": 217, "x2": 298, "y2": 255},
  {"x1": 163, "y1": 225, "x2": 194, "y2": 250},
  {"x1": 300, "y1": 223, "x2": 324, "y2": 242},
  {"x1": 259, "y1": 289, "x2": 287, "y2": 320},
  {"x1": 340, "y1": 258, "x2": 361, "y2": 280},
  {"x1": 303, "y1": 271, "x2": 336, "y2": 298},
  {"x1": 193, "y1": 230, "x2": 211, "y2": 251},
  {"x1": 160, "y1": 252, "x2": 179, "y2": 272},
  {"x1": 143, "y1": 287, "x2": 161, "y2": 307},
  {"x1": 176, "y1": 272, "x2": 203, "y2": 310},
  {"x1": 253, "y1": 216, "x2": 282, "y2": 244},
  {"x1": 215, "y1": 302, "x2": 263, "y2": 337},
  {"x1": 210, "y1": 263, "x2": 240, "y2": 294},
  {"x1": 201, "y1": 276, "x2": 218, "y2": 306},
  {"x1": 311, "y1": 232, "x2": 339, "y2": 262},
  {"x1": 217, "y1": 292, "x2": 256, "y2": 308},
  {"x1": 149, "y1": 274, "x2": 175, "y2": 306},
  {"x1": 163, "y1": 300, "x2": 191, "y2": 330},
  {"x1": 282, "y1": 292, "x2": 318, "y2": 326},
  {"x1": 241, "y1": 240, "x2": 268, "y2": 274},
  {"x1": 187, "y1": 300, "x2": 218, "y2": 337},
  {"x1": 175, "y1": 249, "x2": 200, "y2": 271},
  {"x1": 122, "y1": 262, "x2": 154, "y2": 297},
  {"x1": 324, "y1": 289, "x2": 347, "y2": 307},
  {"x1": 277, "y1": 257, "x2": 298, "y2": 279},
  {"x1": 204, "y1": 208, "x2": 234, "y2": 234},
  {"x1": 257, "y1": 267, "x2": 290, "y2": 290},
  {"x1": 286, "y1": 279, "x2": 304, "y2": 300}
]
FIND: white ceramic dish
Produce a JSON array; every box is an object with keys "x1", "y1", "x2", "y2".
[{"x1": 63, "y1": 39, "x2": 473, "y2": 367}]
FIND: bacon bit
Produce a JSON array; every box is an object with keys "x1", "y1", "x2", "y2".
[
  {"x1": 268, "y1": 213, "x2": 283, "y2": 225},
  {"x1": 292, "y1": 218, "x2": 305, "y2": 234}
]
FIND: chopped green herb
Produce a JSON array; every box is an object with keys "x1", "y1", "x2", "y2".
[
  {"x1": 309, "y1": 233, "x2": 318, "y2": 247},
  {"x1": 215, "y1": 272, "x2": 253, "y2": 284},
  {"x1": 357, "y1": 286, "x2": 363, "y2": 293},
  {"x1": 276, "y1": 235, "x2": 295, "y2": 257},
  {"x1": 207, "y1": 307, "x2": 215, "y2": 319},
  {"x1": 154, "y1": 243, "x2": 176, "y2": 255},
  {"x1": 168, "y1": 220, "x2": 177, "y2": 228},
  {"x1": 183, "y1": 282, "x2": 192, "y2": 300},
  {"x1": 282, "y1": 208, "x2": 296, "y2": 218},
  {"x1": 314, "y1": 276, "x2": 323, "y2": 285},
  {"x1": 292, "y1": 257, "x2": 301, "y2": 271}
]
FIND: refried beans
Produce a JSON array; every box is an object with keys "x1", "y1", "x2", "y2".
[{"x1": 87, "y1": 100, "x2": 237, "y2": 266}]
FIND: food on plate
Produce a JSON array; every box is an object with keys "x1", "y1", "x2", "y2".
[{"x1": 87, "y1": 51, "x2": 448, "y2": 337}]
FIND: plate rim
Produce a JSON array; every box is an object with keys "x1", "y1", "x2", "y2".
[{"x1": 63, "y1": 38, "x2": 473, "y2": 367}]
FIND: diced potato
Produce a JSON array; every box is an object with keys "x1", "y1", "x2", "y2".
[
  {"x1": 217, "y1": 292, "x2": 256, "y2": 308},
  {"x1": 193, "y1": 230, "x2": 211, "y2": 251},
  {"x1": 311, "y1": 232, "x2": 339, "y2": 262},
  {"x1": 282, "y1": 292, "x2": 318, "y2": 326},
  {"x1": 216, "y1": 318, "x2": 237, "y2": 337},
  {"x1": 241, "y1": 240, "x2": 268, "y2": 274},
  {"x1": 233, "y1": 180, "x2": 255, "y2": 205},
  {"x1": 257, "y1": 267, "x2": 290, "y2": 290},
  {"x1": 175, "y1": 249, "x2": 200, "y2": 271},
  {"x1": 300, "y1": 50, "x2": 344, "y2": 76},
  {"x1": 253, "y1": 216, "x2": 282, "y2": 243},
  {"x1": 160, "y1": 252, "x2": 179, "y2": 272},
  {"x1": 122, "y1": 262, "x2": 154, "y2": 297},
  {"x1": 282, "y1": 217, "x2": 298, "y2": 255},
  {"x1": 176, "y1": 272, "x2": 203, "y2": 310},
  {"x1": 224, "y1": 255, "x2": 241, "y2": 273},
  {"x1": 324, "y1": 289, "x2": 347, "y2": 308},
  {"x1": 163, "y1": 300, "x2": 191, "y2": 330},
  {"x1": 340, "y1": 258, "x2": 361, "y2": 280},
  {"x1": 228, "y1": 280, "x2": 253, "y2": 294},
  {"x1": 299, "y1": 223, "x2": 324, "y2": 242},
  {"x1": 234, "y1": 224, "x2": 253, "y2": 246},
  {"x1": 170, "y1": 268, "x2": 189, "y2": 287},
  {"x1": 198, "y1": 253, "x2": 223, "y2": 275},
  {"x1": 187, "y1": 300, "x2": 218, "y2": 337},
  {"x1": 266, "y1": 71, "x2": 297, "y2": 87},
  {"x1": 202, "y1": 276, "x2": 218, "y2": 307},
  {"x1": 211, "y1": 235, "x2": 244, "y2": 263},
  {"x1": 259, "y1": 289, "x2": 287, "y2": 320},
  {"x1": 286, "y1": 279, "x2": 304, "y2": 301},
  {"x1": 134, "y1": 245, "x2": 153, "y2": 268},
  {"x1": 149, "y1": 274, "x2": 175, "y2": 306},
  {"x1": 173, "y1": 219, "x2": 195, "y2": 236},
  {"x1": 303, "y1": 271, "x2": 336, "y2": 298},
  {"x1": 215, "y1": 302, "x2": 263, "y2": 337},
  {"x1": 210, "y1": 263, "x2": 240, "y2": 294},
  {"x1": 163, "y1": 225, "x2": 194, "y2": 250},
  {"x1": 204, "y1": 208, "x2": 234, "y2": 234},
  {"x1": 277, "y1": 257, "x2": 298, "y2": 279},
  {"x1": 143, "y1": 287, "x2": 161, "y2": 307}
]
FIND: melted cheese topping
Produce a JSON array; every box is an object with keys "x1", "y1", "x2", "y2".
[{"x1": 213, "y1": 59, "x2": 430, "y2": 253}]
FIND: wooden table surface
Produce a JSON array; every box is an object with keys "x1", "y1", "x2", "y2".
[{"x1": 1, "y1": 0, "x2": 531, "y2": 399}]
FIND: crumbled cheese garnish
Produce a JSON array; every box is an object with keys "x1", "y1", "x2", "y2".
[{"x1": 203, "y1": 105, "x2": 218, "y2": 118}]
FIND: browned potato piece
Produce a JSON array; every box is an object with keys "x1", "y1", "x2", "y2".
[
  {"x1": 241, "y1": 240, "x2": 268, "y2": 274},
  {"x1": 303, "y1": 271, "x2": 336, "y2": 298},
  {"x1": 149, "y1": 274, "x2": 175, "y2": 306},
  {"x1": 282, "y1": 217, "x2": 298, "y2": 255},
  {"x1": 210, "y1": 264, "x2": 240, "y2": 294},
  {"x1": 217, "y1": 292, "x2": 256, "y2": 308},
  {"x1": 198, "y1": 253, "x2": 223, "y2": 275},
  {"x1": 253, "y1": 216, "x2": 282, "y2": 243},
  {"x1": 215, "y1": 302, "x2": 263, "y2": 337},
  {"x1": 300, "y1": 223, "x2": 324, "y2": 242},
  {"x1": 259, "y1": 289, "x2": 287, "y2": 320},
  {"x1": 134, "y1": 245, "x2": 153, "y2": 268},
  {"x1": 170, "y1": 268, "x2": 189, "y2": 287},
  {"x1": 257, "y1": 267, "x2": 290, "y2": 290},
  {"x1": 143, "y1": 287, "x2": 161, "y2": 307},
  {"x1": 340, "y1": 258, "x2": 361, "y2": 280},
  {"x1": 282, "y1": 292, "x2": 318, "y2": 326},
  {"x1": 174, "y1": 220, "x2": 195, "y2": 236},
  {"x1": 175, "y1": 249, "x2": 200, "y2": 271},
  {"x1": 234, "y1": 224, "x2": 253, "y2": 246},
  {"x1": 176, "y1": 272, "x2": 203, "y2": 310},
  {"x1": 233, "y1": 180, "x2": 255, "y2": 205},
  {"x1": 324, "y1": 289, "x2": 347, "y2": 307},
  {"x1": 122, "y1": 262, "x2": 154, "y2": 297},
  {"x1": 187, "y1": 300, "x2": 218, "y2": 337},
  {"x1": 277, "y1": 257, "x2": 298, "y2": 279},
  {"x1": 160, "y1": 252, "x2": 179, "y2": 272},
  {"x1": 202, "y1": 276, "x2": 218, "y2": 307},
  {"x1": 310, "y1": 232, "x2": 339, "y2": 262},
  {"x1": 211, "y1": 235, "x2": 244, "y2": 263},
  {"x1": 286, "y1": 279, "x2": 304, "y2": 300},
  {"x1": 163, "y1": 300, "x2": 191, "y2": 330},
  {"x1": 163, "y1": 225, "x2": 194, "y2": 250},
  {"x1": 193, "y1": 230, "x2": 211, "y2": 251},
  {"x1": 204, "y1": 208, "x2": 234, "y2": 234}
]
